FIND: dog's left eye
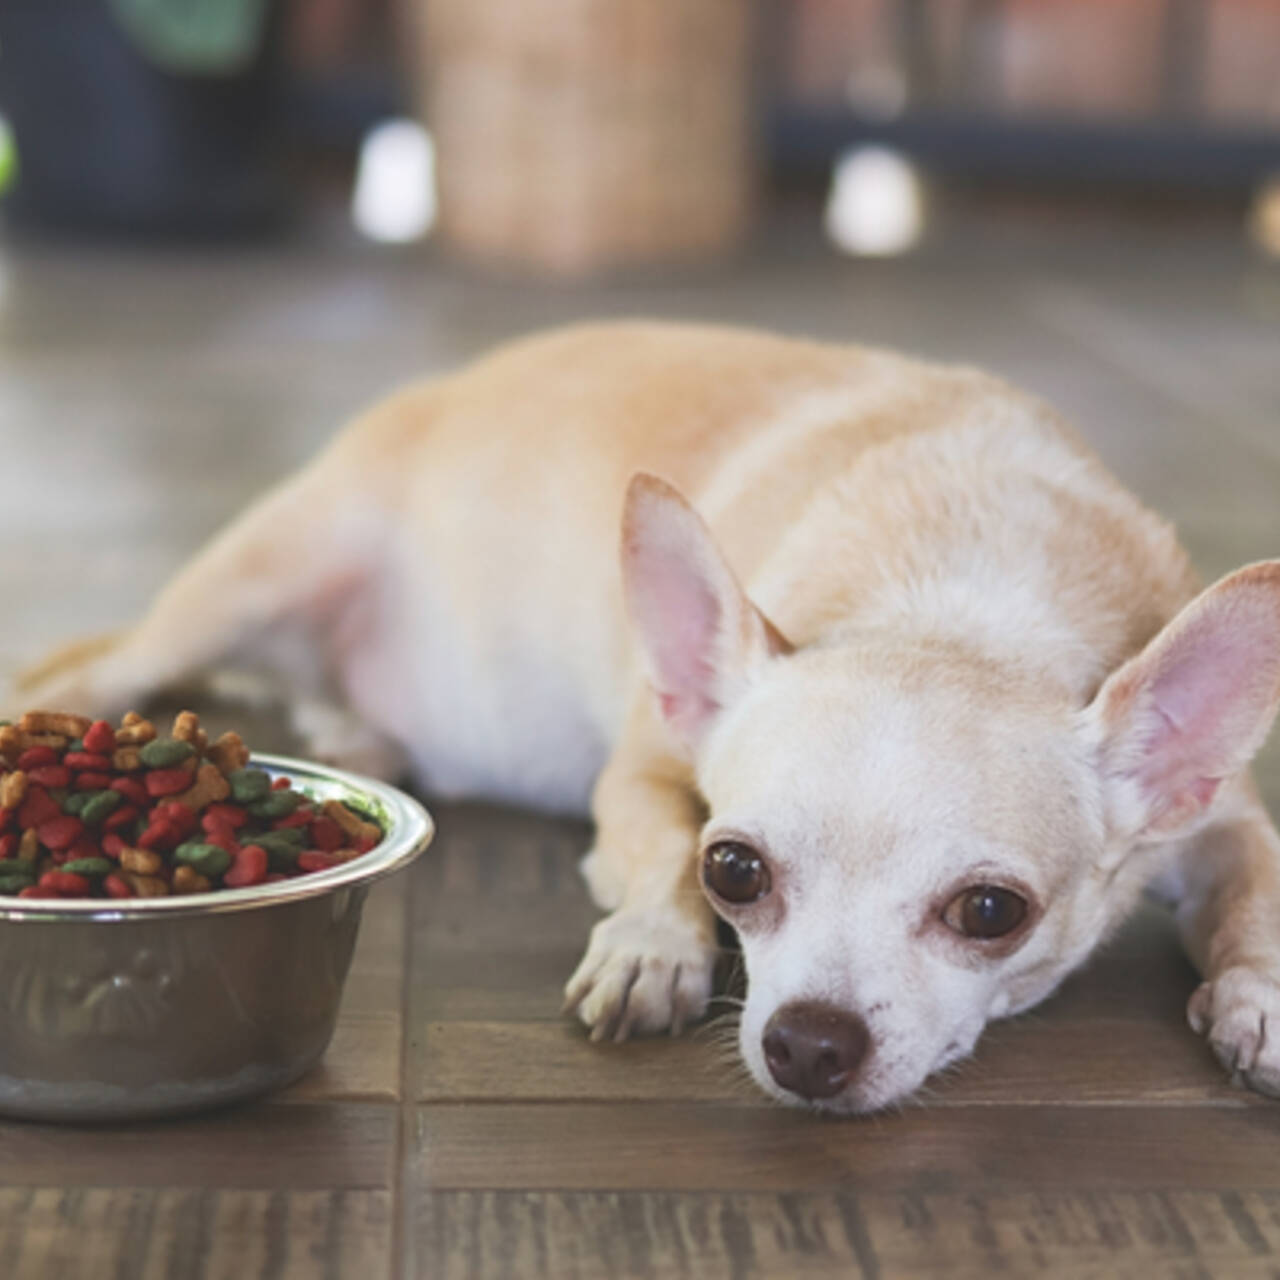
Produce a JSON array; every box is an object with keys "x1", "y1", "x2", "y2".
[
  {"x1": 944, "y1": 885, "x2": 1028, "y2": 939},
  {"x1": 702, "y1": 841, "x2": 771, "y2": 905}
]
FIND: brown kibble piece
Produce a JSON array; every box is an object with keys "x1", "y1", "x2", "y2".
[
  {"x1": 322, "y1": 800, "x2": 382, "y2": 848},
  {"x1": 0, "y1": 727, "x2": 66, "y2": 760},
  {"x1": 120, "y1": 847, "x2": 164, "y2": 876},
  {"x1": 208, "y1": 731, "x2": 250, "y2": 774},
  {"x1": 175, "y1": 761, "x2": 231, "y2": 811},
  {"x1": 172, "y1": 866, "x2": 212, "y2": 895},
  {"x1": 0, "y1": 770, "x2": 27, "y2": 810},
  {"x1": 112, "y1": 747, "x2": 143, "y2": 772},
  {"x1": 19, "y1": 710, "x2": 92, "y2": 738},
  {"x1": 18, "y1": 830, "x2": 38, "y2": 862},
  {"x1": 172, "y1": 711, "x2": 204, "y2": 747},
  {"x1": 123, "y1": 872, "x2": 169, "y2": 898},
  {"x1": 115, "y1": 715, "x2": 157, "y2": 746}
]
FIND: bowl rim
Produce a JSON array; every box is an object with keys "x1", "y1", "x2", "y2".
[{"x1": 0, "y1": 753, "x2": 434, "y2": 922}]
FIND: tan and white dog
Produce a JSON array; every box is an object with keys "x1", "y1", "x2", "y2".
[{"x1": 15, "y1": 321, "x2": 1280, "y2": 1113}]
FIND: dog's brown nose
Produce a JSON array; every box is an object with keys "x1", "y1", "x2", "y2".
[{"x1": 762, "y1": 1001, "x2": 869, "y2": 1100}]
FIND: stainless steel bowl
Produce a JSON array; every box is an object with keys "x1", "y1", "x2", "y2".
[{"x1": 0, "y1": 754, "x2": 433, "y2": 1122}]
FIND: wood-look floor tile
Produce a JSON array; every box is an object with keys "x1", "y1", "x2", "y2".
[
  {"x1": 412, "y1": 1010, "x2": 1238, "y2": 1108},
  {"x1": 409, "y1": 1188, "x2": 1280, "y2": 1280},
  {"x1": 0, "y1": 1104, "x2": 395, "y2": 1190},
  {"x1": 0, "y1": 1188, "x2": 392, "y2": 1280},
  {"x1": 414, "y1": 1102, "x2": 1280, "y2": 1193}
]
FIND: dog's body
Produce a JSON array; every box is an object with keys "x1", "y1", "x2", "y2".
[{"x1": 17, "y1": 321, "x2": 1280, "y2": 1111}]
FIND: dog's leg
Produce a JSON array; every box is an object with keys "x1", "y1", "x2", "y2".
[
  {"x1": 1162, "y1": 783, "x2": 1280, "y2": 1097},
  {"x1": 8, "y1": 446, "x2": 403, "y2": 776},
  {"x1": 564, "y1": 702, "x2": 719, "y2": 1041}
]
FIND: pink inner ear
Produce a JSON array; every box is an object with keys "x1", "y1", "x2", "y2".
[
  {"x1": 636, "y1": 546, "x2": 724, "y2": 732},
  {"x1": 1130, "y1": 588, "x2": 1280, "y2": 825}
]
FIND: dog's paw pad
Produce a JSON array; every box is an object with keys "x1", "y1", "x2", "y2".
[
  {"x1": 1189, "y1": 966, "x2": 1280, "y2": 1097},
  {"x1": 563, "y1": 907, "x2": 715, "y2": 1041}
]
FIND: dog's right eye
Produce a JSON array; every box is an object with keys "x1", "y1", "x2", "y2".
[{"x1": 702, "y1": 841, "x2": 771, "y2": 905}]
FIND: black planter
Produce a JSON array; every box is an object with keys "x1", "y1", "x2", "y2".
[{"x1": 0, "y1": 0, "x2": 287, "y2": 237}]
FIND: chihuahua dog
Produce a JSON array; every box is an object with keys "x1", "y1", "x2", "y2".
[{"x1": 14, "y1": 322, "x2": 1280, "y2": 1112}]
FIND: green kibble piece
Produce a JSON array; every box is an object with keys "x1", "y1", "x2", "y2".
[
  {"x1": 249, "y1": 790, "x2": 300, "y2": 819},
  {"x1": 80, "y1": 790, "x2": 122, "y2": 826},
  {"x1": 0, "y1": 872, "x2": 35, "y2": 894},
  {"x1": 229, "y1": 768, "x2": 272, "y2": 804},
  {"x1": 251, "y1": 831, "x2": 302, "y2": 869},
  {"x1": 61, "y1": 857, "x2": 112, "y2": 877},
  {"x1": 174, "y1": 842, "x2": 232, "y2": 877},
  {"x1": 257, "y1": 826, "x2": 306, "y2": 849},
  {"x1": 139, "y1": 738, "x2": 196, "y2": 768},
  {"x1": 62, "y1": 791, "x2": 90, "y2": 816}
]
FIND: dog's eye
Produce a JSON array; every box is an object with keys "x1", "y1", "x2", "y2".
[
  {"x1": 702, "y1": 841, "x2": 771, "y2": 905},
  {"x1": 944, "y1": 885, "x2": 1028, "y2": 939}
]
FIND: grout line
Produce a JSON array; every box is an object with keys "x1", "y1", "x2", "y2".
[{"x1": 390, "y1": 881, "x2": 416, "y2": 1280}]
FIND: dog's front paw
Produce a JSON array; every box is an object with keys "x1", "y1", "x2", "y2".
[
  {"x1": 1188, "y1": 965, "x2": 1280, "y2": 1097},
  {"x1": 562, "y1": 906, "x2": 716, "y2": 1042}
]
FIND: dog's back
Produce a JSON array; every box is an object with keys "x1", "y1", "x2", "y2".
[{"x1": 372, "y1": 323, "x2": 1196, "y2": 803}]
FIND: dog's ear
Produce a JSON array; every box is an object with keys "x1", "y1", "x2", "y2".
[
  {"x1": 621, "y1": 473, "x2": 792, "y2": 747},
  {"x1": 1085, "y1": 561, "x2": 1280, "y2": 842}
]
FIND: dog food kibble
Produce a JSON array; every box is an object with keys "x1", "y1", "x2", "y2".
[{"x1": 0, "y1": 710, "x2": 383, "y2": 899}]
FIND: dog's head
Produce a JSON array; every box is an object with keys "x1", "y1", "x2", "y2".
[{"x1": 622, "y1": 473, "x2": 1280, "y2": 1112}]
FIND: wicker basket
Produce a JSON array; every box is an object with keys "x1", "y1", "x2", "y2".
[{"x1": 418, "y1": 0, "x2": 757, "y2": 275}]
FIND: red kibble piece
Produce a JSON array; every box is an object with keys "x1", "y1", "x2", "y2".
[
  {"x1": 101, "y1": 833, "x2": 126, "y2": 860},
  {"x1": 17, "y1": 746, "x2": 59, "y2": 770},
  {"x1": 64, "y1": 752, "x2": 113, "y2": 771},
  {"x1": 145, "y1": 768, "x2": 193, "y2": 797},
  {"x1": 297, "y1": 850, "x2": 341, "y2": 874},
  {"x1": 0, "y1": 833, "x2": 15, "y2": 859},
  {"x1": 37, "y1": 815, "x2": 85, "y2": 851},
  {"x1": 67, "y1": 835, "x2": 100, "y2": 862},
  {"x1": 203, "y1": 827, "x2": 241, "y2": 856},
  {"x1": 103, "y1": 804, "x2": 139, "y2": 832},
  {"x1": 203, "y1": 804, "x2": 247, "y2": 831},
  {"x1": 18, "y1": 786, "x2": 61, "y2": 829},
  {"x1": 38, "y1": 870, "x2": 90, "y2": 896},
  {"x1": 27, "y1": 765, "x2": 71, "y2": 789},
  {"x1": 155, "y1": 801, "x2": 198, "y2": 835},
  {"x1": 138, "y1": 819, "x2": 179, "y2": 851},
  {"x1": 74, "y1": 772, "x2": 114, "y2": 791},
  {"x1": 271, "y1": 776, "x2": 292, "y2": 791},
  {"x1": 110, "y1": 777, "x2": 150, "y2": 807},
  {"x1": 308, "y1": 816, "x2": 344, "y2": 852},
  {"x1": 223, "y1": 844, "x2": 268, "y2": 888},
  {"x1": 273, "y1": 807, "x2": 314, "y2": 831},
  {"x1": 355, "y1": 835, "x2": 378, "y2": 854},
  {"x1": 82, "y1": 720, "x2": 117, "y2": 754},
  {"x1": 18, "y1": 885, "x2": 49, "y2": 899},
  {"x1": 103, "y1": 873, "x2": 133, "y2": 899}
]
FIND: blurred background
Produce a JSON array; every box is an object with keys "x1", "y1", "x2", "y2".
[{"x1": 1, "y1": 0, "x2": 1278, "y2": 759}]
